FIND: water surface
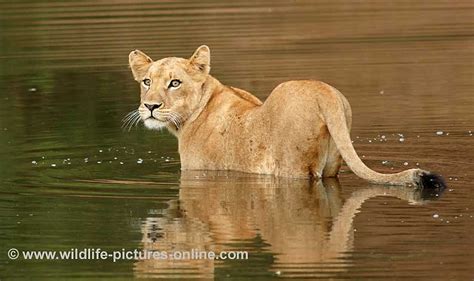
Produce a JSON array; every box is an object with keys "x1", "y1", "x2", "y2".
[{"x1": 0, "y1": 0, "x2": 473, "y2": 280}]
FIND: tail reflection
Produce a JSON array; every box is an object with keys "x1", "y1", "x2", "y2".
[{"x1": 134, "y1": 171, "x2": 439, "y2": 278}]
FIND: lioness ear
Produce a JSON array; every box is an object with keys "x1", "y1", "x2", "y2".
[
  {"x1": 189, "y1": 45, "x2": 210, "y2": 74},
  {"x1": 129, "y1": 50, "x2": 153, "y2": 81}
]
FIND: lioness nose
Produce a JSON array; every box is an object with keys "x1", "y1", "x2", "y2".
[{"x1": 144, "y1": 103, "x2": 162, "y2": 112}]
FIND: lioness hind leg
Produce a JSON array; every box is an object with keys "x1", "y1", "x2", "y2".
[
  {"x1": 322, "y1": 138, "x2": 343, "y2": 177},
  {"x1": 323, "y1": 92, "x2": 352, "y2": 177}
]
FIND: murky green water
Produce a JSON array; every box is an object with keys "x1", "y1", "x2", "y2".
[{"x1": 1, "y1": 1, "x2": 473, "y2": 280}]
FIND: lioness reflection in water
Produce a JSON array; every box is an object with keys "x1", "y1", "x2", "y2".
[{"x1": 134, "y1": 171, "x2": 437, "y2": 279}]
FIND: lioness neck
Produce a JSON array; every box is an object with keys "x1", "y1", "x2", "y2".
[{"x1": 179, "y1": 76, "x2": 262, "y2": 137}]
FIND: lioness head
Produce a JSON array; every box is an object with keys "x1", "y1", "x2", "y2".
[{"x1": 128, "y1": 45, "x2": 211, "y2": 131}]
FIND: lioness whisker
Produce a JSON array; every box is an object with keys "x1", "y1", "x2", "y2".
[
  {"x1": 122, "y1": 110, "x2": 141, "y2": 132},
  {"x1": 131, "y1": 114, "x2": 142, "y2": 130},
  {"x1": 122, "y1": 112, "x2": 138, "y2": 126},
  {"x1": 129, "y1": 115, "x2": 141, "y2": 131},
  {"x1": 122, "y1": 115, "x2": 136, "y2": 130},
  {"x1": 168, "y1": 112, "x2": 183, "y2": 130},
  {"x1": 170, "y1": 117, "x2": 178, "y2": 129},
  {"x1": 160, "y1": 112, "x2": 177, "y2": 129},
  {"x1": 123, "y1": 116, "x2": 137, "y2": 129},
  {"x1": 173, "y1": 112, "x2": 183, "y2": 123},
  {"x1": 174, "y1": 112, "x2": 183, "y2": 126},
  {"x1": 122, "y1": 111, "x2": 134, "y2": 120},
  {"x1": 123, "y1": 119, "x2": 133, "y2": 131},
  {"x1": 121, "y1": 118, "x2": 133, "y2": 130},
  {"x1": 122, "y1": 110, "x2": 139, "y2": 122}
]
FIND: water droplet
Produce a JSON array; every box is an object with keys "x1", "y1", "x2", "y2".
[
  {"x1": 433, "y1": 214, "x2": 439, "y2": 218},
  {"x1": 403, "y1": 162, "x2": 408, "y2": 166},
  {"x1": 51, "y1": 164, "x2": 56, "y2": 167},
  {"x1": 436, "y1": 131, "x2": 444, "y2": 135},
  {"x1": 31, "y1": 161, "x2": 37, "y2": 165},
  {"x1": 137, "y1": 159, "x2": 143, "y2": 164},
  {"x1": 399, "y1": 138, "x2": 405, "y2": 142}
]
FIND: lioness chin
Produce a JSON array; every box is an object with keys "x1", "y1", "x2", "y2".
[{"x1": 127, "y1": 45, "x2": 445, "y2": 189}]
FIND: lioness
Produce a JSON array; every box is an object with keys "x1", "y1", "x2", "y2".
[{"x1": 127, "y1": 45, "x2": 445, "y2": 188}]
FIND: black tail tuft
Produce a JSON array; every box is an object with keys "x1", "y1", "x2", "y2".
[{"x1": 418, "y1": 172, "x2": 447, "y2": 199}]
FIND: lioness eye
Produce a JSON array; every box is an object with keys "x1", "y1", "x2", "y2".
[
  {"x1": 142, "y1": 78, "x2": 151, "y2": 87},
  {"x1": 168, "y1": 79, "x2": 181, "y2": 88}
]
